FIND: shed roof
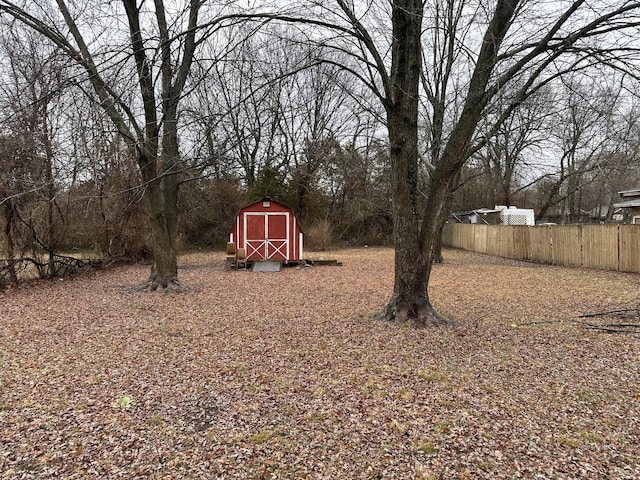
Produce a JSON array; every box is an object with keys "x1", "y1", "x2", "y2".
[
  {"x1": 235, "y1": 197, "x2": 304, "y2": 232},
  {"x1": 239, "y1": 197, "x2": 292, "y2": 210}
]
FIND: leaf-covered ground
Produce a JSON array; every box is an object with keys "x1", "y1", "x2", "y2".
[{"x1": 1, "y1": 248, "x2": 639, "y2": 479}]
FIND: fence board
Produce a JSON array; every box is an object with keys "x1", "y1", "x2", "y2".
[
  {"x1": 582, "y1": 225, "x2": 619, "y2": 271},
  {"x1": 473, "y1": 225, "x2": 488, "y2": 253},
  {"x1": 442, "y1": 223, "x2": 453, "y2": 247},
  {"x1": 619, "y1": 225, "x2": 640, "y2": 273},
  {"x1": 462, "y1": 224, "x2": 474, "y2": 250},
  {"x1": 448, "y1": 224, "x2": 459, "y2": 247},
  {"x1": 486, "y1": 226, "x2": 500, "y2": 256},
  {"x1": 551, "y1": 225, "x2": 582, "y2": 267},
  {"x1": 452, "y1": 224, "x2": 469, "y2": 249},
  {"x1": 450, "y1": 224, "x2": 459, "y2": 248},
  {"x1": 512, "y1": 226, "x2": 530, "y2": 260},
  {"x1": 529, "y1": 226, "x2": 553, "y2": 264},
  {"x1": 498, "y1": 226, "x2": 515, "y2": 258}
]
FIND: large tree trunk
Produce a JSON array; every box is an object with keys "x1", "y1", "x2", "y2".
[
  {"x1": 380, "y1": 0, "x2": 447, "y2": 326},
  {"x1": 140, "y1": 113, "x2": 184, "y2": 290},
  {"x1": 136, "y1": 142, "x2": 183, "y2": 292},
  {"x1": 146, "y1": 176, "x2": 179, "y2": 290},
  {"x1": 383, "y1": 102, "x2": 449, "y2": 325}
]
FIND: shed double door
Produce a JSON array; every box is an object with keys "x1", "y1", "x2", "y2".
[{"x1": 244, "y1": 213, "x2": 289, "y2": 261}]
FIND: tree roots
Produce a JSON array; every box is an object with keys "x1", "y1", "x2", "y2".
[
  {"x1": 376, "y1": 299, "x2": 453, "y2": 328},
  {"x1": 129, "y1": 277, "x2": 190, "y2": 293}
]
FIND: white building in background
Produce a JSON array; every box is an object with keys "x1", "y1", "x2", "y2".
[
  {"x1": 613, "y1": 188, "x2": 640, "y2": 224},
  {"x1": 451, "y1": 206, "x2": 535, "y2": 226},
  {"x1": 495, "y1": 206, "x2": 536, "y2": 226}
]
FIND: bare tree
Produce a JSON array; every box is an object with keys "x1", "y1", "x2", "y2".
[
  {"x1": 534, "y1": 79, "x2": 632, "y2": 222},
  {"x1": 0, "y1": 26, "x2": 75, "y2": 278},
  {"x1": 466, "y1": 85, "x2": 551, "y2": 208},
  {"x1": 205, "y1": 28, "x2": 287, "y2": 188},
  {"x1": 0, "y1": 134, "x2": 22, "y2": 284},
  {"x1": 0, "y1": 0, "x2": 208, "y2": 290},
  {"x1": 185, "y1": 26, "x2": 375, "y2": 218},
  {"x1": 271, "y1": 0, "x2": 640, "y2": 324}
]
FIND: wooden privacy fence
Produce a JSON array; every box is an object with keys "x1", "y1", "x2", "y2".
[{"x1": 442, "y1": 223, "x2": 640, "y2": 273}]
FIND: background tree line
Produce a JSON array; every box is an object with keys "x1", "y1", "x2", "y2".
[{"x1": 0, "y1": 20, "x2": 395, "y2": 283}]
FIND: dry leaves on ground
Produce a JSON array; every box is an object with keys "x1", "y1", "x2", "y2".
[{"x1": 1, "y1": 248, "x2": 639, "y2": 479}]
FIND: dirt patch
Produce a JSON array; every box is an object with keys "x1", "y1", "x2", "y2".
[{"x1": 1, "y1": 248, "x2": 639, "y2": 478}]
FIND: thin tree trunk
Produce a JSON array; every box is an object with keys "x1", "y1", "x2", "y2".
[
  {"x1": 42, "y1": 113, "x2": 57, "y2": 278},
  {"x1": 1, "y1": 202, "x2": 18, "y2": 284}
]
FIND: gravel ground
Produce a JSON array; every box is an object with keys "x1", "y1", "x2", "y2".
[{"x1": 1, "y1": 247, "x2": 639, "y2": 479}]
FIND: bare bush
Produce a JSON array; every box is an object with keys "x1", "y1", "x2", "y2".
[{"x1": 304, "y1": 219, "x2": 333, "y2": 251}]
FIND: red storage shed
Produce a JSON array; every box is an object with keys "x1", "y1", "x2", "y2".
[{"x1": 230, "y1": 198, "x2": 304, "y2": 264}]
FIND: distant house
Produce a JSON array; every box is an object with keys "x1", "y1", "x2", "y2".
[
  {"x1": 613, "y1": 189, "x2": 640, "y2": 224},
  {"x1": 586, "y1": 205, "x2": 624, "y2": 223}
]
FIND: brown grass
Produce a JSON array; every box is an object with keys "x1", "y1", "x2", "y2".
[{"x1": 1, "y1": 248, "x2": 639, "y2": 479}]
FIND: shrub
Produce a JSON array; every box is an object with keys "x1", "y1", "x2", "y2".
[{"x1": 304, "y1": 219, "x2": 333, "y2": 251}]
